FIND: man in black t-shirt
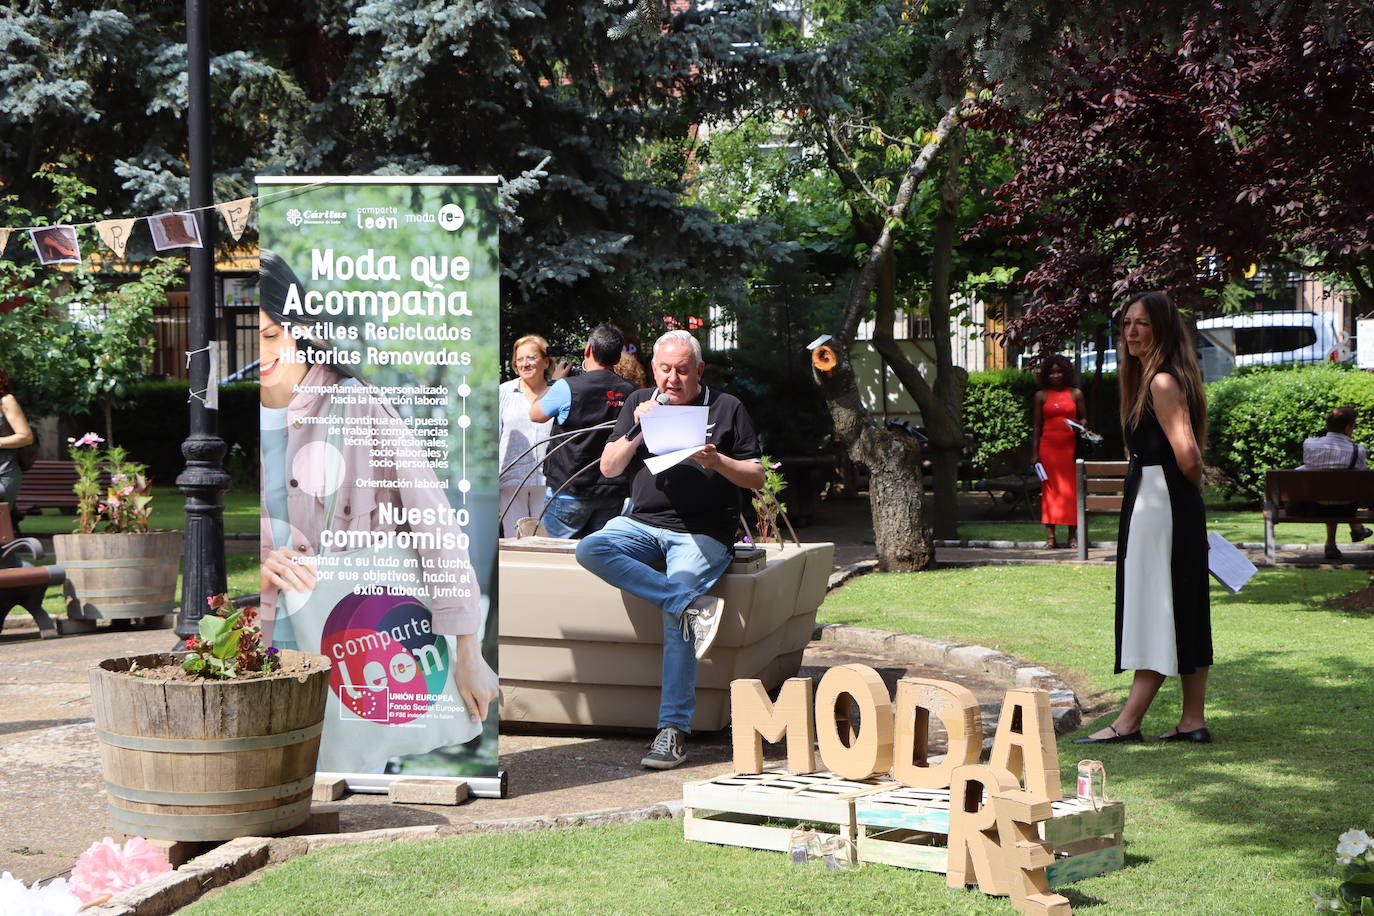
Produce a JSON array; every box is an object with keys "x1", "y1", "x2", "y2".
[{"x1": 576, "y1": 331, "x2": 764, "y2": 769}]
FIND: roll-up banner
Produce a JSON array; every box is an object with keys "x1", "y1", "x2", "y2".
[{"x1": 255, "y1": 177, "x2": 502, "y2": 796}]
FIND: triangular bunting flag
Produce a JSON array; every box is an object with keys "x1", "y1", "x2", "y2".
[
  {"x1": 0, "y1": 228, "x2": 10, "y2": 260},
  {"x1": 216, "y1": 197, "x2": 253, "y2": 242},
  {"x1": 95, "y1": 218, "x2": 139, "y2": 259},
  {"x1": 29, "y1": 226, "x2": 81, "y2": 265},
  {"x1": 148, "y1": 212, "x2": 203, "y2": 250}
]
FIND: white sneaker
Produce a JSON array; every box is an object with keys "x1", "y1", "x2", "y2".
[{"x1": 681, "y1": 595, "x2": 724, "y2": 660}]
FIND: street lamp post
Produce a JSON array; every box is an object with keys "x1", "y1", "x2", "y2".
[{"x1": 174, "y1": 0, "x2": 231, "y2": 641}]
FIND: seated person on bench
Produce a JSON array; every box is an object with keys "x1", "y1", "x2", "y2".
[{"x1": 1299, "y1": 406, "x2": 1373, "y2": 560}]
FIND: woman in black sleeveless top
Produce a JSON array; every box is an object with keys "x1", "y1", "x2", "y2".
[
  {"x1": 1074, "y1": 292, "x2": 1213, "y2": 745},
  {"x1": 0, "y1": 365, "x2": 35, "y2": 516}
]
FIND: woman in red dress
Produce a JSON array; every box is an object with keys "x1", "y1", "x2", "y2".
[{"x1": 1032, "y1": 355, "x2": 1087, "y2": 549}]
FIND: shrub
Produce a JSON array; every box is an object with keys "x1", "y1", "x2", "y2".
[
  {"x1": 964, "y1": 368, "x2": 1122, "y2": 475},
  {"x1": 963, "y1": 371, "x2": 1033, "y2": 475},
  {"x1": 1206, "y1": 364, "x2": 1374, "y2": 499},
  {"x1": 71, "y1": 380, "x2": 259, "y2": 485}
]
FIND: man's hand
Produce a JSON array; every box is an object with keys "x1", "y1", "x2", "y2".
[
  {"x1": 452, "y1": 634, "x2": 500, "y2": 724},
  {"x1": 262, "y1": 547, "x2": 317, "y2": 593},
  {"x1": 631, "y1": 398, "x2": 658, "y2": 430},
  {"x1": 692, "y1": 443, "x2": 721, "y2": 469},
  {"x1": 552, "y1": 360, "x2": 575, "y2": 380}
]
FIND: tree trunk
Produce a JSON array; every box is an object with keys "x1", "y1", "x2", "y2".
[
  {"x1": 808, "y1": 101, "x2": 963, "y2": 568},
  {"x1": 103, "y1": 394, "x2": 114, "y2": 444},
  {"x1": 812, "y1": 348, "x2": 929, "y2": 571}
]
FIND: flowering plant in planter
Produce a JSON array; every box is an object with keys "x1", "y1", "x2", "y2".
[
  {"x1": 1311, "y1": 828, "x2": 1374, "y2": 913},
  {"x1": 67, "y1": 432, "x2": 153, "y2": 534},
  {"x1": 749, "y1": 456, "x2": 791, "y2": 545},
  {"x1": 181, "y1": 593, "x2": 280, "y2": 679}
]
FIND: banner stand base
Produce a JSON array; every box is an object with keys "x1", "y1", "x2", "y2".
[{"x1": 329, "y1": 771, "x2": 508, "y2": 799}]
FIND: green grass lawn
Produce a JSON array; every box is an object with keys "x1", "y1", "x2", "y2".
[
  {"x1": 958, "y1": 486, "x2": 1341, "y2": 545},
  {"x1": 185, "y1": 563, "x2": 1374, "y2": 916}
]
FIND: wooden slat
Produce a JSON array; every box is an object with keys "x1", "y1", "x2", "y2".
[
  {"x1": 1085, "y1": 495, "x2": 1124, "y2": 512},
  {"x1": 1082, "y1": 461, "x2": 1129, "y2": 476},
  {"x1": 1085, "y1": 479, "x2": 1126, "y2": 493},
  {"x1": 684, "y1": 810, "x2": 851, "y2": 855},
  {"x1": 857, "y1": 828, "x2": 949, "y2": 872}
]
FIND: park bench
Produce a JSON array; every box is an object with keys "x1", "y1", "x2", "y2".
[
  {"x1": 14, "y1": 460, "x2": 84, "y2": 518},
  {"x1": 12, "y1": 460, "x2": 112, "y2": 524},
  {"x1": 0, "y1": 505, "x2": 66, "y2": 639},
  {"x1": 1075, "y1": 459, "x2": 1130, "y2": 561},
  {"x1": 1263, "y1": 469, "x2": 1374, "y2": 566}
]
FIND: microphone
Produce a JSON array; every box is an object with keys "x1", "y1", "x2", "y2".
[{"x1": 625, "y1": 391, "x2": 671, "y2": 440}]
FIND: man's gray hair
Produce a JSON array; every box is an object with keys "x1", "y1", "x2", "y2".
[{"x1": 653, "y1": 329, "x2": 703, "y2": 364}]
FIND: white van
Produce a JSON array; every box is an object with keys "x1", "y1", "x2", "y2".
[{"x1": 1195, "y1": 311, "x2": 1350, "y2": 381}]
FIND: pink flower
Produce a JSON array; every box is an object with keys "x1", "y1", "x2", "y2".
[
  {"x1": 69, "y1": 837, "x2": 171, "y2": 904},
  {"x1": 72, "y1": 432, "x2": 105, "y2": 449}
]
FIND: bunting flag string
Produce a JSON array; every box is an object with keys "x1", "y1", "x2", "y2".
[{"x1": 0, "y1": 178, "x2": 340, "y2": 265}]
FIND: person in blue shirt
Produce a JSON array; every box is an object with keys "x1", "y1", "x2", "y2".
[{"x1": 529, "y1": 324, "x2": 638, "y2": 538}]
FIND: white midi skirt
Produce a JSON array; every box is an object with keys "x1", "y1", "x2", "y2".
[{"x1": 1118, "y1": 465, "x2": 1180, "y2": 676}]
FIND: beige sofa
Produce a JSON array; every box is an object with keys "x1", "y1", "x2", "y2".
[{"x1": 498, "y1": 540, "x2": 835, "y2": 732}]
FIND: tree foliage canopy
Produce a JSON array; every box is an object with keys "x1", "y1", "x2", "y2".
[
  {"x1": 0, "y1": 1, "x2": 803, "y2": 342},
  {"x1": 972, "y1": 0, "x2": 1374, "y2": 349}
]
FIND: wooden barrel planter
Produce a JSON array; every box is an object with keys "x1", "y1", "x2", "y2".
[
  {"x1": 89, "y1": 650, "x2": 331, "y2": 842},
  {"x1": 54, "y1": 530, "x2": 182, "y2": 622}
]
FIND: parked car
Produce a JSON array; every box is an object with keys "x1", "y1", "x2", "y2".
[
  {"x1": 1016, "y1": 349, "x2": 1118, "y2": 374},
  {"x1": 1195, "y1": 310, "x2": 1350, "y2": 381}
]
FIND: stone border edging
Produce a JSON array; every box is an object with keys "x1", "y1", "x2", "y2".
[
  {"x1": 810, "y1": 623, "x2": 1083, "y2": 739},
  {"x1": 84, "y1": 802, "x2": 682, "y2": 916},
  {"x1": 935, "y1": 537, "x2": 1371, "y2": 554}
]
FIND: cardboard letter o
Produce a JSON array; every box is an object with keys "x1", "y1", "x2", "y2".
[{"x1": 814, "y1": 664, "x2": 893, "y2": 779}]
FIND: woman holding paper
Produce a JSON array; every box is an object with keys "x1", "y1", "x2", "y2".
[
  {"x1": 1031, "y1": 354, "x2": 1086, "y2": 549},
  {"x1": 1074, "y1": 291, "x2": 1212, "y2": 745}
]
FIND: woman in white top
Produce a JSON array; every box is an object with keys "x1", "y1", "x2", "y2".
[{"x1": 498, "y1": 335, "x2": 554, "y2": 536}]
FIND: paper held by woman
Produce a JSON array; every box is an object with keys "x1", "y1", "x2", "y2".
[{"x1": 1207, "y1": 532, "x2": 1257, "y2": 594}]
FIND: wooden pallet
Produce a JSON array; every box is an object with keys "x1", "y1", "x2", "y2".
[
  {"x1": 683, "y1": 770, "x2": 897, "y2": 863},
  {"x1": 853, "y1": 785, "x2": 1125, "y2": 886}
]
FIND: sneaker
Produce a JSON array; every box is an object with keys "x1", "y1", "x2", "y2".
[
  {"x1": 681, "y1": 595, "x2": 724, "y2": 660},
  {"x1": 641, "y1": 726, "x2": 687, "y2": 769},
  {"x1": 1353, "y1": 525, "x2": 1373, "y2": 543}
]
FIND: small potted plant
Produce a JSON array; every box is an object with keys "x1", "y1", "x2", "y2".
[
  {"x1": 88, "y1": 594, "x2": 331, "y2": 841},
  {"x1": 52, "y1": 432, "x2": 182, "y2": 629},
  {"x1": 749, "y1": 456, "x2": 798, "y2": 548}
]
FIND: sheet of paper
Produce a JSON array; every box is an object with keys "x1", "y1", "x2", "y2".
[
  {"x1": 641, "y1": 405, "x2": 707, "y2": 455},
  {"x1": 644, "y1": 445, "x2": 701, "y2": 476},
  {"x1": 1207, "y1": 531, "x2": 1257, "y2": 594}
]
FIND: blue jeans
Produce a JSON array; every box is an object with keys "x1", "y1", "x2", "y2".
[
  {"x1": 541, "y1": 493, "x2": 623, "y2": 539},
  {"x1": 576, "y1": 516, "x2": 733, "y2": 732}
]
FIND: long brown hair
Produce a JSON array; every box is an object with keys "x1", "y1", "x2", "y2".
[
  {"x1": 0, "y1": 366, "x2": 12, "y2": 398},
  {"x1": 1118, "y1": 291, "x2": 1207, "y2": 443}
]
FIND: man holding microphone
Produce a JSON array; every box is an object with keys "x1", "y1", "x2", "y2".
[{"x1": 576, "y1": 330, "x2": 765, "y2": 769}]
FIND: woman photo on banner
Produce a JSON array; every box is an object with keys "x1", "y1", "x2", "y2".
[{"x1": 258, "y1": 250, "x2": 498, "y2": 775}]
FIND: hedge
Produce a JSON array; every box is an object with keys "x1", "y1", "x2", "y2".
[
  {"x1": 70, "y1": 380, "x2": 260, "y2": 487},
  {"x1": 1206, "y1": 364, "x2": 1374, "y2": 499},
  {"x1": 964, "y1": 368, "x2": 1121, "y2": 476}
]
